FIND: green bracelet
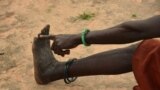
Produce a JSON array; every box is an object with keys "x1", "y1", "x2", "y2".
[{"x1": 81, "y1": 28, "x2": 90, "y2": 46}]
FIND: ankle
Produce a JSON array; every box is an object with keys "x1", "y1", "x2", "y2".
[
  {"x1": 64, "y1": 59, "x2": 77, "y2": 84},
  {"x1": 34, "y1": 62, "x2": 65, "y2": 84}
]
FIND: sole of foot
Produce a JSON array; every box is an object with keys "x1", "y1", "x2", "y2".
[{"x1": 32, "y1": 25, "x2": 61, "y2": 84}]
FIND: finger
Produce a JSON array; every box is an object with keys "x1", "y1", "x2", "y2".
[
  {"x1": 54, "y1": 47, "x2": 68, "y2": 56},
  {"x1": 61, "y1": 54, "x2": 65, "y2": 57},
  {"x1": 51, "y1": 42, "x2": 66, "y2": 56},
  {"x1": 62, "y1": 49, "x2": 70, "y2": 55},
  {"x1": 60, "y1": 50, "x2": 70, "y2": 57},
  {"x1": 38, "y1": 35, "x2": 55, "y2": 40},
  {"x1": 58, "y1": 50, "x2": 70, "y2": 57}
]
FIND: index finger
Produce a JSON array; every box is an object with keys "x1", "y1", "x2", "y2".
[{"x1": 38, "y1": 35, "x2": 55, "y2": 40}]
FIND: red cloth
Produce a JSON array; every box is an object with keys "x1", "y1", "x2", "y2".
[{"x1": 132, "y1": 39, "x2": 160, "y2": 90}]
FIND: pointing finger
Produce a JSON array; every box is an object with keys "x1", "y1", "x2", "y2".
[{"x1": 38, "y1": 35, "x2": 55, "y2": 40}]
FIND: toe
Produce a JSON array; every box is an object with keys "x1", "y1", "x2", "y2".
[{"x1": 41, "y1": 24, "x2": 50, "y2": 35}]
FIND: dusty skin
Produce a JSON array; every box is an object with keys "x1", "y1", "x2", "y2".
[{"x1": 0, "y1": 0, "x2": 160, "y2": 90}]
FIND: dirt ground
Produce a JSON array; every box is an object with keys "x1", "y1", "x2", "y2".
[{"x1": 0, "y1": 0, "x2": 160, "y2": 90}]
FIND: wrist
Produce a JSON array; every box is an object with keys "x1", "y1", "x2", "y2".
[
  {"x1": 73, "y1": 34, "x2": 81, "y2": 45},
  {"x1": 81, "y1": 28, "x2": 90, "y2": 46}
]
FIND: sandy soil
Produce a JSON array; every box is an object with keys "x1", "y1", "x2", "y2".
[{"x1": 0, "y1": 0, "x2": 160, "y2": 90}]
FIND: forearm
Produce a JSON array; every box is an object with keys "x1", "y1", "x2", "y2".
[{"x1": 75, "y1": 15, "x2": 160, "y2": 45}]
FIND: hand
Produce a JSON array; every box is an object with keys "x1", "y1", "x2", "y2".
[{"x1": 39, "y1": 34, "x2": 81, "y2": 57}]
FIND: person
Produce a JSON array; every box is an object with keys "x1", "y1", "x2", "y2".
[{"x1": 32, "y1": 15, "x2": 160, "y2": 90}]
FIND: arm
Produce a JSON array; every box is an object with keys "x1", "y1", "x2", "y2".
[
  {"x1": 39, "y1": 15, "x2": 160, "y2": 56},
  {"x1": 75, "y1": 15, "x2": 160, "y2": 44}
]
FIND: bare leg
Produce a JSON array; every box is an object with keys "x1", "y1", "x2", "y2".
[
  {"x1": 32, "y1": 25, "x2": 139, "y2": 84},
  {"x1": 69, "y1": 44, "x2": 138, "y2": 77}
]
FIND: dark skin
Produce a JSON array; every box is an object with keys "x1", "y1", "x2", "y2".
[
  {"x1": 39, "y1": 15, "x2": 160, "y2": 56},
  {"x1": 32, "y1": 15, "x2": 160, "y2": 84}
]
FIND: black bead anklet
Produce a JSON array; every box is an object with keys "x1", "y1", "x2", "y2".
[{"x1": 64, "y1": 58, "x2": 77, "y2": 84}]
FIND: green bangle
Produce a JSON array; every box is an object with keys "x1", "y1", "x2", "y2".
[{"x1": 81, "y1": 28, "x2": 90, "y2": 46}]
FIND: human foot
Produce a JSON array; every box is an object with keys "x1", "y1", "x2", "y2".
[{"x1": 32, "y1": 25, "x2": 64, "y2": 84}]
